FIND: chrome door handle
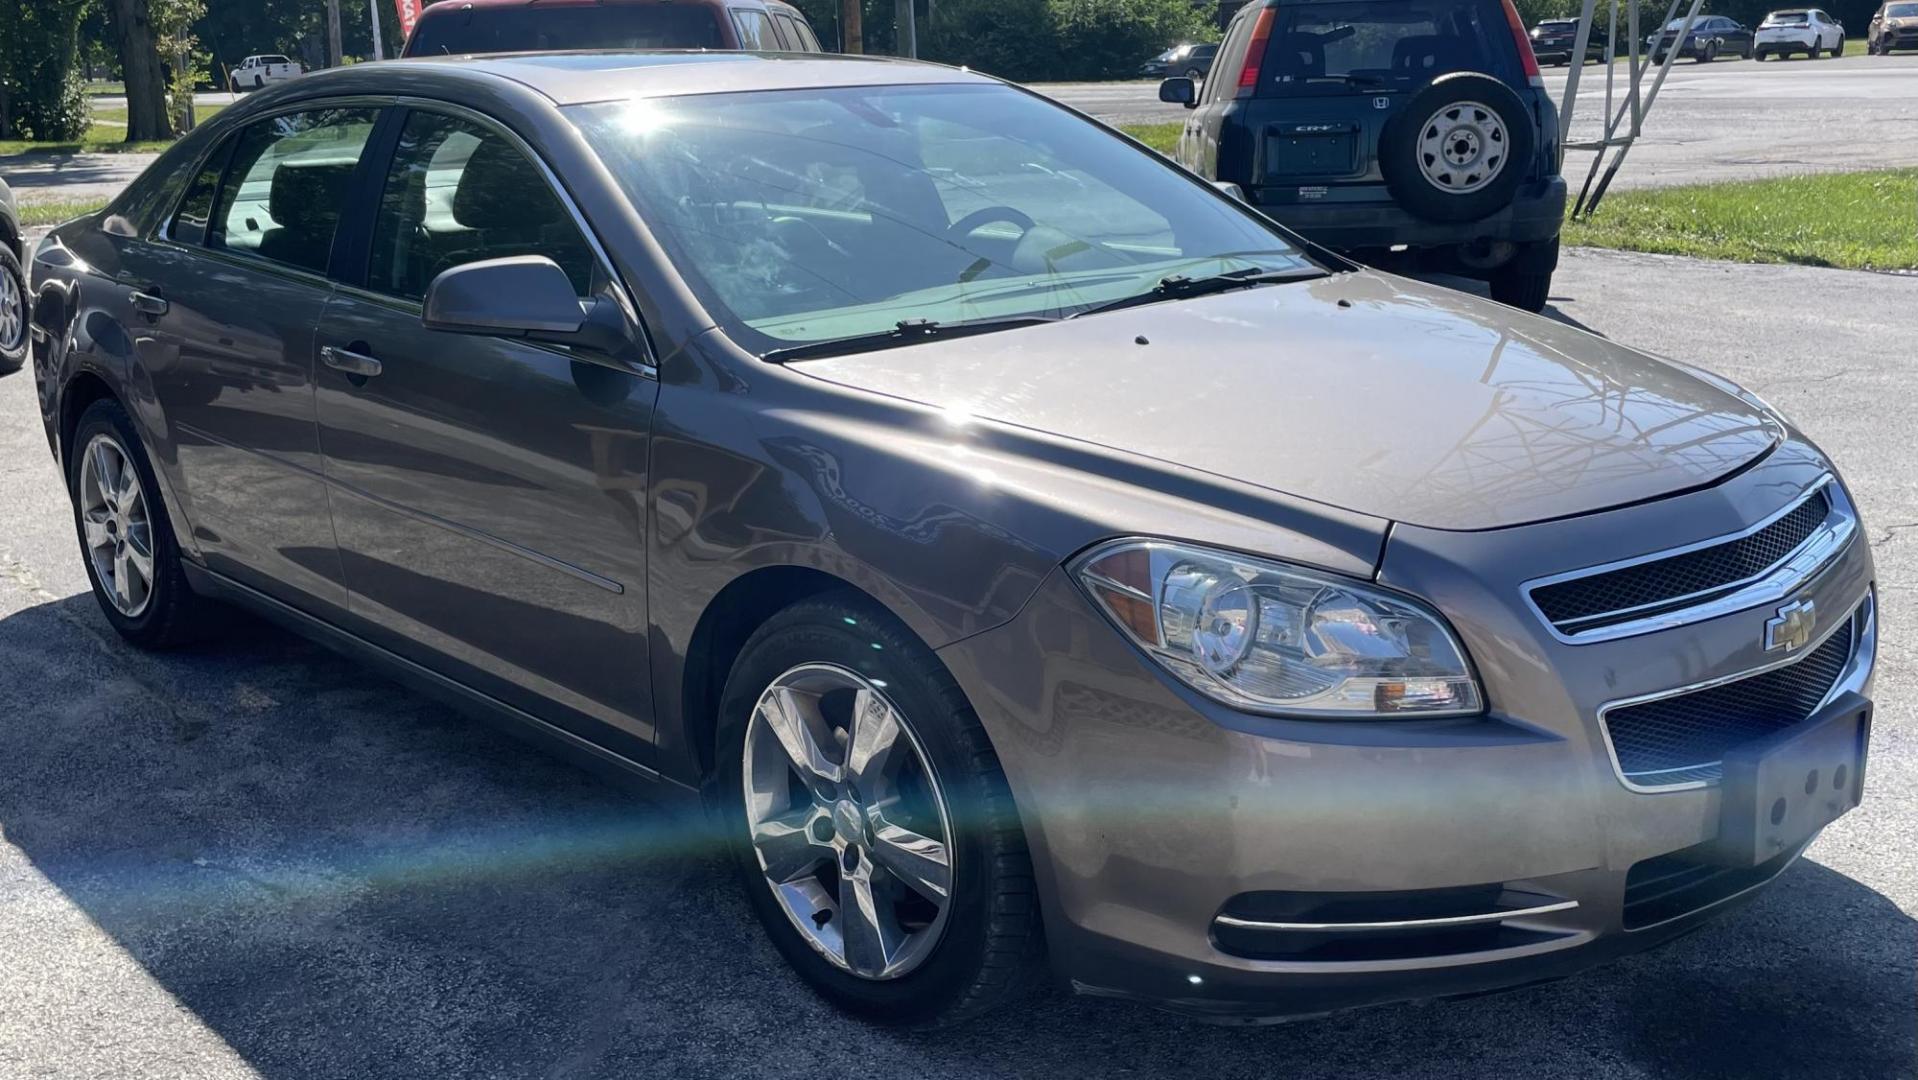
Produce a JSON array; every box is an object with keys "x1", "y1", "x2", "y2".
[
  {"x1": 320, "y1": 345, "x2": 383, "y2": 378},
  {"x1": 130, "y1": 291, "x2": 169, "y2": 317}
]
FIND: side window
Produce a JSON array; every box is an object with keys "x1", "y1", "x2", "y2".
[
  {"x1": 773, "y1": 12, "x2": 807, "y2": 49},
  {"x1": 366, "y1": 110, "x2": 597, "y2": 303},
  {"x1": 168, "y1": 143, "x2": 230, "y2": 245},
  {"x1": 1206, "y1": 12, "x2": 1253, "y2": 104},
  {"x1": 732, "y1": 8, "x2": 777, "y2": 48},
  {"x1": 208, "y1": 108, "x2": 378, "y2": 274},
  {"x1": 787, "y1": 14, "x2": 822, "y2": 50}
]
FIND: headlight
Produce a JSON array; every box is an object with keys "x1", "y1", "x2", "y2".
[{"x1": 1072, "y1": 539, "x2": 1483, "y2": 718}]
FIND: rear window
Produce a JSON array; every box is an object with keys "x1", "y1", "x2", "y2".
[
  {"x1": 406, "y1": 5, "x2": 724, "y2": 55},
  {"x1": 1764, "y1": 11, "x2": 1810, "y2": 22},
  {"x1": 1257, "y1": 0, "x2": 1515, "y2": 96}
]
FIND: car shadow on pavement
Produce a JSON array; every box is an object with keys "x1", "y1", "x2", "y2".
[{"x1": 0, "y1": 593, "x2": 1911, "y2": 1080}]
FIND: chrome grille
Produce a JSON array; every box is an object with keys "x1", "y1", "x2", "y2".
[
  {"x1": 1524, "y1": 477, "x2": 1854, "y2": 644},
  {"x1": 1533, "y1": 490, "x2": 1828, "y2": 631},
  {"x1": 1602, "y1": 612, "x2": 1856, "y2": 789}
]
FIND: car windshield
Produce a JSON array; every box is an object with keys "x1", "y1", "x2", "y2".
[
  {"x1": 1888, "y1": 3, "x2": 1918, "y2": 14},
  {"x1": 1763, "y1": 11, "x2": 1809, "y2": 22},
  {"x1": 569, "y1": 84, "x2": 1320, "y2": 354},
  {"x1": 406, "y1": 5, "x2": 724, "y2": 54},
  {"x1": 1259, "y1": 0, "x2": 1512, "y2": 95},
  {"x1": 1662, "y1": 17, "x2": 1705, "y2": 29}
]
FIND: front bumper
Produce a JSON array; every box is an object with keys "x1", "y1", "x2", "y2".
[
  {"x1": 1251, "y1": 177, "x2": 1565, "y2": 254},
  {"x1": 936, "y1": 439, "x2": 1876, "y2": 1020}
]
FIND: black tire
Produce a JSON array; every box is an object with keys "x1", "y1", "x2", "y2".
[
  {"x1": 1489, "y1": 238, "x2": 1559, "y2": 313},
  {"x1": 1809, "y1": 41, "x2": 1822, "y2": 58},
  {"x1": 67, "y1": 398, "x2": 221, "y2": 648},
  {"x1": 0, "y1": 242, "x2": 27, "y2": 373},
  {"x1": 1832, "y1": 37, "x2": 1845, "y2": 56},
  {"x1": 1754, "y1": 48, "x2": 1767, "y2": 60},
  {"x1": 714, "y1": 592, "x2": 1043, "y2": 1027},
  {"x1": 1379, "y1": 72, "x2": 1535, "y2": 224}
]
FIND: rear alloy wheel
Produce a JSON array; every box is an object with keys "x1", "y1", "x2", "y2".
[
  {"x1": 717, "y1": 595, "x2": 1042, "y2": 1026},
  {"x1": 1381, "y1": 73, "x2": 1532, "y2": 223},
  {"x1": 68, "y1": 399, "x2": 220, "y2": 647},
  {"x1": 0, "y1": 243, "x2": 27, "y2": 372}
]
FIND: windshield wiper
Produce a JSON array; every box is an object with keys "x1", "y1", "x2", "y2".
[
  {"x1": 1069, "y1": 266, "x2": 1327, "y2": 320},
  {"x1": 762, "y1": 315, "x2": 1058, "y2": 363}
]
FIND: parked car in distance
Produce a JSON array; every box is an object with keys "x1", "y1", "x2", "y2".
[
  {"x1": 1755, "y1": 8, "x2": 1846, "y2": 57},
  {"x1": 1530, "y1": 17, "x2": 1609, "y2": 63},
  {"x1": 0, "y1": 177, "x2": 23, "y2": 374},
  {"x1": 32, "y1": 50, "x2": 1878, "y2": 1029},
  {"x1": 1649, "y1": 15, "x2": 1754, "y2": 61},
  {"x1": 1140, "y1": 41, "x2": 1221, "y2": 78},
  {"x1": 228, "y1": 54, "x2": 303, "y2": 91},
  {"x1": 1163, "y1": 0, "x2": 1566, "y2": 311},
  {"x1": 1868, "y1": 0, "x2": 1918, "y2": 51},
  {"x1": 401, "y1": 0, "x2": 822, "y2": 56}
]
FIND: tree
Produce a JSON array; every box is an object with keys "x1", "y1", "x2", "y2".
[
  {"x1": 111, "y1": 0, "x2": 172, "y2": 140},
  {"x1": 0, "y1": 0, "x2": 93, "y2": 141}
]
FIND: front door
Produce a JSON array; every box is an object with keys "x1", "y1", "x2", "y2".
[
  {"x1": 130, "y1": 106, "x2": 380, "y2": 613},
  {"x1": 314, "y1": 107, "x2": 659, "y2": 757}
]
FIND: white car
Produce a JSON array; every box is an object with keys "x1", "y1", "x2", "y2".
[
  {"x1": 228, "y1": 54, "x2": 304, "y2": 91},
  {"x1": 1754, "y1": 9, "x2": 1847, "y2": 58}
]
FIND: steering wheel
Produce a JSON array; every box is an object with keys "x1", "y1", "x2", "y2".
[{"x1": 945, "y1": 206, "x2": 1037, "y2": 245}]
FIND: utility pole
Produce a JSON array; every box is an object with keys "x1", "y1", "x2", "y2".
[
  {"x1": 839, "y1": 0, "x2": 862, "y2": 52},
  {"x1": 896, "y1": 0, "x2": 917, "y2": 57},
  {"x1": 325, "y1": 0, "x2": 344, "y2": 67},
  {"x1": 369, "y1": 0, "x2": 385, "y2": 59}
]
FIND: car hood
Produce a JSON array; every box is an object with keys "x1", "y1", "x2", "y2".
[{"x1": 794, "y1": 271, "x2": 1778, "y2": 531}]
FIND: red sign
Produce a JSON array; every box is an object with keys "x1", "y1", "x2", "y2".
[{"x1": 394, "y1": 0, "x2": 421, "y2": 38}]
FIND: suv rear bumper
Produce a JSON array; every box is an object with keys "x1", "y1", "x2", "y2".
[{"x1": 1251, "y1": 176, "x2": 1566, "y2": 253}]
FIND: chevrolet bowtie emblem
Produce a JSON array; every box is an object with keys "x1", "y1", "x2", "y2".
[{"x1": 1765, "y1": 599, "x2": 1816, "y2": 653}]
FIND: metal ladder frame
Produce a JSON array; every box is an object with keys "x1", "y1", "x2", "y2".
[{"x1": 1558, "y1": 0, "x2": 1710, "y2": 216}]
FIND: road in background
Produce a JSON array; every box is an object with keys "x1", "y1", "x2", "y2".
[
  {"x1": 1, "y1": 248, "x2": 1913, "y2": 1078},
  {"x1": 8, "y1": 53, "x2": 1918, "y2": 209},
  {"x1": 1037, "y1": 53, "x2": 1918, "y2": 188}
]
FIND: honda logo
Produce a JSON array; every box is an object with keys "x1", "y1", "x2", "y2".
[{"x1": 1765, "y1": 599, "x2": 1816, "y2": 653}]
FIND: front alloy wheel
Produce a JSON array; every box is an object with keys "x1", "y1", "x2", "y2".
[
  {"x1": 742, "y1": 663, "x2": 954, "y2": 980},
  {"x1": 718, "y1": 594, "x2": 1042, "y2": 1026}
]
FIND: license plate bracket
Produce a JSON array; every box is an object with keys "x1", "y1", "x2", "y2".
[{"x1": 1708, "y1": 691, "x2": 1871, "y2": 868}]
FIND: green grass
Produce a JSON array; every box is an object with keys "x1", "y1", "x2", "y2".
[
  {"x1": 1120, "y1": 122, "x2": 1182, "y2": 154},
  {"x1": 17, "y1": 199, "x2": 110, "y2": 227},
  {"x1": 1565, "y1": 169, "x2": 1918, "y2": 272},
  {"x1": 0, "y1": 103, "x2": 225, "y2": 157}
]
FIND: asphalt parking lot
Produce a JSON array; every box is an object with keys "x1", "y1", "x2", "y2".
[{"x1": 1, "y1": 248, "x2": 1913, "y2": 1078}]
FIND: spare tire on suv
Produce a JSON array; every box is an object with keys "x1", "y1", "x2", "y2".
[{"x1": 1379, "y1": 72, "x2": 1535, "y2": 224}]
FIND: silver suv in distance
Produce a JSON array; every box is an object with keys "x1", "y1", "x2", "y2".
[{"x1": 29, "y1": 53, "x2": 1877, "y2": 1025}]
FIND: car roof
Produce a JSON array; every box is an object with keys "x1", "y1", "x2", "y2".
[{"x1": 309, "y1": 51, "x2": 991, "y2": 106}]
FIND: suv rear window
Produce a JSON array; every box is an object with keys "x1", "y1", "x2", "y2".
[
  {"x1": 406, "y1": 5, "x2": 724, "y2": 55},
  {"x1": 1257, "y1": 0, "x2": 1515, "y2": 95}
]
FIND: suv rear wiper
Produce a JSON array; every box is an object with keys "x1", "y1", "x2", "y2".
[
  {"x1": 762, "y1": 315, "x2": 1058, "y2": 363},
  {"x1": 1068, "y1": 266, "x2": 1327, "y2": 320}
]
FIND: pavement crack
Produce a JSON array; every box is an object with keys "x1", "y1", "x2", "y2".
[{"x1": 1870, "y1": 522, "x2": 1918, "y2": 548}]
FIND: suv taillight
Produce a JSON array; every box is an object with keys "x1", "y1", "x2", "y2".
[
  {"x1": 1236, "y1": 6, "x2": 1277, "y2": 96},
  {"x1": 1499, "y1": 0, "x2": 1546, "y2": 86}
]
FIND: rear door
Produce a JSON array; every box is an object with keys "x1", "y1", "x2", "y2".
[
  {"x1": 313, "y1": 105, "x2": 660, "y2": 758},
  {"x1": 1178, "y1": 3, "x2": 1259, "y2": 176},
  {"x1": 129, "y1": 106, "x2": 380, "y2": 616}
]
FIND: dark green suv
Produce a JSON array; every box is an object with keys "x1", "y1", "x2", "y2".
[{"x1": 1161, "y1": 0, "x2": 1566, "y2": 310}]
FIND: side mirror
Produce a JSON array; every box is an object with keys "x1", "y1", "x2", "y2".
[
  {"x1": 1158, "y1": 77, "x2": 1198, "y2": 108},
  {"x1": 423, "y1": 256, "x2": 588, "y2": 337}
]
